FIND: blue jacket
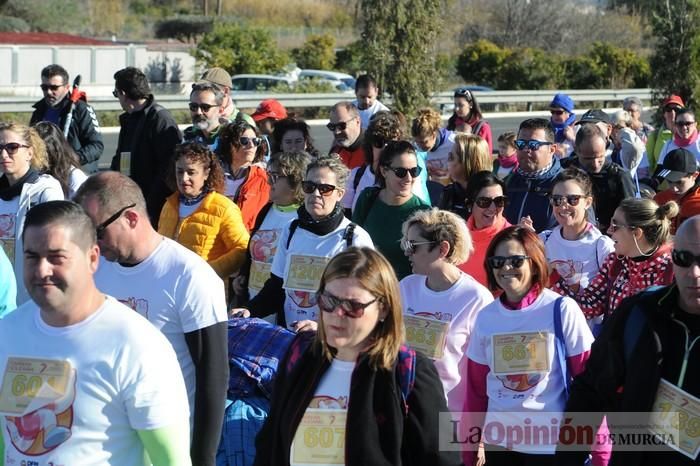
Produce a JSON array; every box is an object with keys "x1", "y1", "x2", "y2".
[{"x1": 504, "y1": 157, "x2": 562, "y2": 232}]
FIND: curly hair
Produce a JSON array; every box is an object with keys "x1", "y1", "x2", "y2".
[
  {"x1": 401, "y1": 208, "x2": 474, "y2": 264},
  {"x1": 363, "y1": 111, "x2": 404, "y2": 166},
  {"x1": 33, "y1": 121, "x2": 81, "y2": 197},
  {"x1": 0, "y1": 122, "x2": 49, "y2": 171},
  {"x1": 411, "y1": 108, "x2": 442, "y2": 138},
  {"x1": 169, "y1": 142, "x2": 225, "y2": 194},
  {"x1": 307, "y1": 153, "x2": 349, "y2": 190},
  {"x1": 217, "y1": 121, "x2": 265, "y2": 166},
  {"x1": 268, "y1": 150, "x2": 312, "y2": 203}
]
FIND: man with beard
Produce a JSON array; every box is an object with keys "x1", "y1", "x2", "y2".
[
  {"x1": 328, "y1": 101, "x2": 364, "y2": 169},
  {"x1": 183, "y1": 81, "x2": 226, "y2": 151}
]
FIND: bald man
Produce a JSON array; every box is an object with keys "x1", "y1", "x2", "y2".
[{"x1": 556, "y1": 215, "x2": 700, "y2": 465}]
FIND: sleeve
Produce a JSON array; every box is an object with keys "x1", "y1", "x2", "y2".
[
  {"x1": 39, "y1": 179, "x2": 67, "y2": 202},
  {"x1": 462, "y1": 359, "x2": 489, "y2": 466},
  {"x1": 618, "y1": 169, "x2": 636, "y2": 200},
  {"x1": 146, "y1": 111, "x2": 182, "y2": 224},
  {"x1": 178, "y1": 266, "x2": 228, "y2": 333},
  {"x1": 239, "y1": 173, "x2": 271, "y2": 231},
  {"x1": 184, "y1": 322, "x2": 229, "y2": 466},
  {"x1": 247, "y1": 274, "x2": 285, "y2": 319},
  {"x1": 208, "y1": 202, "x2": 251, "y2": 278},
  {"x1": 477, "y1": 120, "x2": 493, "y2": 154},
  {"x1": 342, "y1": 167, "x2": 358, "y2": 210},
  {"x1": 137, "y1": 423, "x2": 191, "y2": 466},
  {"x1": 0, "y1": 248, "x2": 16, "y2": 318},
  {"x1": 645, "y1": 130, "x2": 658, "y2": 170},
  {"x1": 560, "y1": 296, "x2": 594, "y2": 357},
  {"x1": 551, "y1": 253, "x2": 618, "y2": 319},
  {"x1": 351, "y1": 224, "x2": 375, "y2": 249},
  {"x1": 75, "y1": 103, "x2": 104, "y2": 166}
]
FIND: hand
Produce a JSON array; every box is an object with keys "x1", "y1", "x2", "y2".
[
  {"x1": 291, "y1": 320, "x2": 317, "y2": 333},
  {"x1": 229, "y1": 308, "x2": 250, "y2": 318},
  {"x1": 518, "y1": 215, "x2": 534, "y2": 231},
  {"x1": 476, "y1": 442, "x2": 486, "y2": 466},
  {"x1": 232, "y1": 275, "x2": 247, "y2": 296}
]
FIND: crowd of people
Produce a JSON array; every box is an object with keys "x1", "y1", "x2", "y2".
[{"x1": 0, "y1": 62, "x2": 700, "y2": 466}]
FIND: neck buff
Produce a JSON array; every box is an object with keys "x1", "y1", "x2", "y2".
[
  {"x1": 674, "y1": 128, "x2": 699, "y2": 148},
  {"x1": 498, "y1": 152, "x2": 519, "y2": 169},
  {"x1": 296, "y1": 202, "x2": 345, "y2": 236},
  {"x1": 0, "y1": 168, "x2": 39, "y2": 201}
]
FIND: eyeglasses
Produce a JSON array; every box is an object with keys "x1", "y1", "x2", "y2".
[
  {"x1": 239, "y1": 137, "x2": 262, "y2": 147},
  {"x1": 549, "y1": 194, "x2": 585, "y2": 207},
  {"x1": 0, "y1": 142, "x2": 29, "y2": 155},
  {"x1": 675, "y1": 121, "x2": 696, "y2": 127},
  {"x1": 189, "y1": 102, "x2": 218, "y2": 112},
  {"x1": 301, "y1": 181, "x2": 336, "y2": 196},
  {"x1": 664, "y1": 106, "x2": 682, "y2": 113},
  {"x1": 672, "y1": 249, "x2": 700, "y2": 268},
  {"x1": 474, "y1": 196, "x2": 507, "y2": 209},
  {"x1": 95, "y1": 203, "x2": 136, "y2": 240},
  {"x1": 608, "y1": 220, "x2": 634, "y2": 233},
  {"x1": 454, "y1": 88, "x2": 473, "y2": 100},
  {"x1": 385, "y1": 166, "x2": 422, "y2": 178},
  {"x1": 400, "y1": 238, "x2": 436, "y2": 254},
  {"x1": 550, "y1": 109, "x2": 565, "y2": 116},
  {"x1": 514, "y1": 139, "x2": 553, "y2": 151},
  {"x1": 487, "y1": 255, "x2": 531, "y2": 269},
  {"x1": 267, "y1": 172, "x2": 287, "y2": 184},
  {"x1": 372, "y1": 137, "x2": 388, "y2": 149},
  {"x1": 317, "y1": 291, "x2": 378, "y2": 318},
  {"x1": 326, "y1": 119, "x2": 355, "y2": 132},
  {"x1": 40, "y1": 83, "x2": 65, "y2": 91}
]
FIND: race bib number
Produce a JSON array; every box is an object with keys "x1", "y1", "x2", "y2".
[
  {"x1": 249, "y1": 261, "x2": 272, "y2": 291},
  {"x1": 284, "y1": 255, "x2": 329, "y2": 292},
  {"x1": 0, "y1": 357, "x2": 73, "y2": 416},
  {"x1": 404, "y1": 315, "x2": 449, "y2": 359},
  {"x1": 119, "y1": 151, "x2": 131, "y2": 176},
  {"x1": 649, "y1": 378, "x2": 700, "y2": 459},
  {"x1": 291, "y1": 409, "x2": 346, "y2": 465},
  {"x1": 492, "y1": 332, "x2": 550, "y2": 374}
]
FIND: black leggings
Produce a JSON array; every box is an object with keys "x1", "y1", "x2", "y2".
[{"x1": 484, "y1": 444, "x2": 555, "y2": 466}]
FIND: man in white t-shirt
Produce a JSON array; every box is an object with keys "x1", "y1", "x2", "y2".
[
  {"x1": 0, "y1": 200, "x2": 190, "y2": 465},
  {"x1": 74, "y1": 172, "x2": 228, "y2": 466},
  {"x1": 353, "y1": 74, "x2": 389, "y2": 129}
]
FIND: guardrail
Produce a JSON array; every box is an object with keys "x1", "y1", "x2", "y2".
[{"x1": 0, "y1": 88, "x2": 653, "y2": 113}]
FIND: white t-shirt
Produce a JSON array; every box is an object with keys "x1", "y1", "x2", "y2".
[
  {"x1": 94, "y1": 237, "x2": 227, "y2": 419},
  {"x1": 270, "y1": 217, "x2": 374, "y2": 328},
  {"x1": 224, "y1": 175, "x2": 246, "y2": 202},
  {"x1": 466, "y1": 289, "x2": 593, "y2": 453},
  {"x1": 68, "y1": 167, "x2": 88, "y2": 199},
  {"x1": 657, "y1": 138, "x2": 700, "y2": 166},
  {"x1": 400, "y1": 273, "x2": 493, "y2": 413},
  {"x1": 248, "y1": 206, "x2": 297, "y2": 299},
  {"x1": 0, "y1": 298, "x2": 189, "y2": 465},
  {"x1": 425, "y1": 131, "x2": 456, "y2": 185},
  {"x1": 355, "y1": 100, "x2": 390, "y2": 129}
]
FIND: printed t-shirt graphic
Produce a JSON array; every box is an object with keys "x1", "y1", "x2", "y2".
[{"x1": 0, "y1": 213, "x2": 15, "y2": 266}]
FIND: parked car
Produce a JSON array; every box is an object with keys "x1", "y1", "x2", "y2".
[
  {"x1": 231, "y1": 74, "x2": 295, "y2": 92},
  {"x1": 298, "y1": 69, "x2": 356, "y2": 92}
]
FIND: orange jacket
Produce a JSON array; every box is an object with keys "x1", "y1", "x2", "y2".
[
  {"x1": 654, "y1": 184, "x2": 700, "y2": 234},
  {"x1": 158, "y1": 191, "x2": 250, "y2": 278},
  {"x1": 233, "y1": 165, "x2": 271, "y2": 231}
]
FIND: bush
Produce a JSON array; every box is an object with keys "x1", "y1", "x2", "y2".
[
  {"x1": 292, "y1": 34, "x2": 336, "y2": 70},
  {"x1": 0, "y1": 15, "x2": 30, "y2": 32},
  {"x1": 155, "y1": 16, "x2": 213, "y2": 43},
  {"x1": 456, "y1": 40, "x2": 511, "y2": 87}
]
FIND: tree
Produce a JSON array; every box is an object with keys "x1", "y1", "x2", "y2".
[
  {"x1": 292, "y1": 34, "x2": 336, "y2": 70},
  {"x1": 193, "y1": 22, "x2": 289, "y2": 75},
  {"x1": 155, "y1": 16, "x2": 213, "y2": 43},
  {"x1": 587, "y1": 41, "x2": 650, "y2": 89},
  {"x1": 359, "y1": 0, "x2": 443, "y2": 116},
  {"x1": 456, "y1": 40, "x2": 512, "y2": 87}
]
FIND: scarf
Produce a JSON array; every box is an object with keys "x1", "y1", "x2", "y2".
[
  {"x1": 0, "y1": 169, "x2": 39, "y2": 201},
  {"x1": 550, "y1": 113, "x2": 576, "y2": 143},
  {"x1": 515, "y1": 160, "x2": 554, "y2": 179},
  {"x1": 673, "y1": 128, "x2": 699, "y2": 148},
  {"x1": 179, "y1": 189, "x2": 211, "y2": 206},
  {"x1": 297, "y1": 202, "x2": 345, "y2": 236},
  {"x1": 498, "y1": 152, "x2": 518, "y2": 169},
  {"x1": 501, "y1": 284, "x2": 542, "y2": 310}
]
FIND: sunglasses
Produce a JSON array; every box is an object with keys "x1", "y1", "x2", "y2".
[
  {"x1": 385, "y1": 166, "x2": 422, "y2": 178},
  {"x1": 317, "y1": 291, "x2": 378, "y2": 318},
  {"x1": 400, "y1": 238, "x2": 436, "y2": 254},
  {"x1": 608, "y1": 220, "x2": 634, "y2": 233},
  {"x1": 672, "y1": 249, "x2": 700, "y2": 268},
  {"x1": 487, "y1": 255, "x2": 531, "y2": 269},
  {"x1": 550, "y1": 109, "x2": 566, "y2": 116},
  {"x1": 95, "y1": 203, "x2": 136, "y2": 240},
  {"x1": 675, "y1": 121, "x2": 696, "y2": 127},
  {"x1": 514, "y1": 139, "x2": 553, "y2": 151},
  {"x1": 40, "y1": 83, "x2": 65, "y2": 91},
  {"x1": 664, "y1": 106, "x2": 682, "y2": 113},
  {"x1": 0, "y1": 142, "x2": 29, "y2": 155},
  {"x1": 189, "y1": 102, "x2": 218, "y2": 112},
  {"x1": 267, "y1": 172, "x2": 287, "y2": 184},
  {"x1": 326, "y1": 119, "x2": 354, "y2": 132},
  {"x1": 549, "y1": 194, "x2": 585, "y2": 207},
  {"x1": 239, "y1": 137, "x2": 262, "y2": 147},
  {"x1": 474, "y1": 196, "x2": 507, "y2": 209},
  {"x1": 301, "y1": 181, "x2": 336, "y2": 196}
]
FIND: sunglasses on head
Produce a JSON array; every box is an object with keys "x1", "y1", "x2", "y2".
[
  {"x1": 189, "y1": 102, "x2": 217, "y2": 112},
  {"x1": 0, "y1": 142, "x2": 29, "y2": 155},
  {"x1": 400, "y1": 238, "x2": 436, "y2": 254},
  {"x1": 454, "y1": 88, "x2": 473, "y2": 100},
  {"x1": 239, "y1": 136, "x2": 262, "y2": 147},
  {"x1": 301, "y1": 181, "x2": 336, "y2": 195},
  {"x1": 474, "y1": 196, "x2": 507, "y2": 209},
  {"x1": 317, "y1": 291, "x2": 378, "y2": 318},
  {"x1": 40, "y1": 83, "x2": 65, "y2": 91},
  {"x1": 514, "y1": 139, "x2": 553, "y2": 151},
  {"x1": 385, "y1": 166, "x2": 422, "y2": 178},
  {"x1": 487, "y1": 255, "x2": 531, "y2": 269},
  {"x1": 326, "y1": 119, "x2": 354, "y2": 132},
  {"x1": 550, "y1": 109, "x2": 566, "y2": 116},
  {"x1": 549, "y1": 194, "x2": 584, "y2": 207},
  {"x1": 672, "y1": 249, "x2": 700, "y2": 268},
  {"x1": 675, "y1": 121, "x2": 696, "y2": 127},
  {"x1": 95, "y1": 203, "x2": 136, "y2": 240}
]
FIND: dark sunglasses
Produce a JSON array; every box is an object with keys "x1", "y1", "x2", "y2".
[
  {"x1": 664, "y1": 106, "x2": 682, "y2": 113},
  {"x1": 0, "y1": 142, "x2": 29, "y2": 155},
  {"x1": 675, "y1": 121, "x2": 696, "y2": 127},
  {"x1": 385, "y1": 166, "x2": 422, "y2": 178},
  {"x1": 189, "y1": 102, "x2": 218, "y2": 112},
  {"x1": 400, "y1": 238, "x2": 436, "y2": 254},
  {"x1": 672, "y1": 250, "x2": 700, "y2": 268},
  {"x1": 487, "y1": 255, "x2": 531, "y2": 269},
  {"x1": 317, "y1": 291, "x2": 378, "y2": 318},
  {"x1": 514, "y1": 139, "x2": 553, "y2": 151},
  {"x1": 40, "y1": 83, "x2": 65, "y2": 91},
  {"x1": 549, "y1": 194, "x2": 584, "y2": 207},
  {"x1": 454, "y1": 88, "x2": 473, "y2": 100},
  {"x1": 267, "y1": 172, "x2": 287, "y2": 184},
  {"x1": 474, "y1": 196, "x2": 507, "y2": 209},
  {"x1": 95, "y1": 203, "x2": 136, "y2": 240},
  {"x1": 239, "y1": 137, "x2": 262, "y2": 147},
  {"x1": 326, "y1": 119, "x2": 354, "y2": 132},
  {"x1": 301, "y1": 181, "x2": 336, "y2": 196},
  {"x1": 550, "y1": 109, "x2": 566, "y2": 116}
]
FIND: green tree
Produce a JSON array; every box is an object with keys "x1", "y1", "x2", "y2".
[
  {"x1": 292, "y1": 34, "x2": 336, "y2": 69},
  {"x1": 194, "y1": 22, "x2": 289, "y2": 75},
  {"x1": 456, "y1": 40, "x2": 512, "y2": 88},
  {"x1": 335, "y1": 40, "x2": 364, "y2": 75},
  {"x1": 587, "y1": 41, "x2": 650, "y2": 89},
  {"x1": 498, "y1": 47, "x2": 564, "y2": 90},
  {"x1": 155, "y1": 16, "x2": 213, "y2": 43}
]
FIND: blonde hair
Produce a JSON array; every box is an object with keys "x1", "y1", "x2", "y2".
[
  {"x1": 0, "y1": 122, "x2": 48, "y2": 171},
  {"x1": 411, "y1": 107, "x2": 442, "y2": 138},
  {"x1": 451, "y1": 133, "x2": 491, "y2": 180},
  {"x1": 401, "y1": 208, "x2": 473, "y2": 264},
  {"x1": 620, "y1": 198, "x2": 679, "y2": 248},
  {"x1": 316, "y1": 247, "x2": 404, "y2": 371}
]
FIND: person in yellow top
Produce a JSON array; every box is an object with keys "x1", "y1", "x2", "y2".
[{"x1": 159, "y1": 142, "x2": 249, "y2": 279}]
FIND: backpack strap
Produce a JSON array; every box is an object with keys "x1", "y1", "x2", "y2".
[
  {"x1": 286, "y1": 219, "x2": 300, "y2": 250},
  {"x1": 396, "y1": 345, "x2": 417, "y2": 416},
  {"x1": 472, "y1": 120, "x2": 484, "y2": 136},
  {"x1": 342, "y1": 223, "x2": 356, "y2": 248},
  {"x1": 353, "y1": 164, "x2": 368, "y2": 191},
  {"x1": 552, "y1": 297, "x2": 569, "y2": 397}
]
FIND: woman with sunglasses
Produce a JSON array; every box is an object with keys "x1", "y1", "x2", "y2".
[
  {"x1": 644, "y1": 95, "x2": 684, "y2": 178},
  {"x1": 399, "y1": 208, "x2": 493, "y2": 413},
  {"x1": 352, "y1": 140, "x2": 430, "y2": 279},
  {"x1": 158, "y1": 142, "x2": 250, "y2": 282},
  {"x1": 551, "y1": 198, "x2": 677, "y2": 321},
  {"x1": 271, "y1": 117, "x2": 321, "y2": 158},
  {"x1": 447, "y1": 87, "x2": 492, "y2": 153},
  {"x1": 459, "y1": 171, "x2": 512, "y2": 288},
  {"x1": 655, "y1": 109, "x2": 700, "y2": 176},
  {"x1": 218, "y1": 121, "x2": 270, "y2": 231},
  {"x1": 0, "y1": 122, "x2": 63, "y2": 305},
  {"x1": 254, "y1": 247, "x2": 461, "y2": 466},
  {"x1": 235, "y1": 154, "x2": 373, "y2": 330},
  {"x1": 464, "y1": 226, "x2": 593, "y2": 466}
]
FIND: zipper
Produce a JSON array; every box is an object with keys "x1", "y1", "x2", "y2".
[
  {"x1": 517, "y1": 179, "x2": 530, "y2": 221},
  {"x1": 671, "y1": 317, "x2": 700, "y2": 388}
]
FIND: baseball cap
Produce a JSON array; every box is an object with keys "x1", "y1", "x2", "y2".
[
  {"x1": 577, "y1": 109, "x2": 610, "y2": 125},
  {"x1": 658, "y1": 148, "x2": 698, "y2": 182},
  {"x1": 252, "y1": 99, "x2": 288, "y2": 122},
  {"x1": 201, "y1": 67, "x2": 232, "y2": 89},
  {"x1": 662, "y1": 95, "x2": 685, "y2": 108}
]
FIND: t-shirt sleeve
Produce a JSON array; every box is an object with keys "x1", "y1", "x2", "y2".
[
  {"x1": 270, "y1": 221, "x2": 292, "y2": 278},
  {"x1": 466, "y1": 315, "x2": 489, "y2": 366},
  {"x1": 351, "y1": 224, "x2": 375, "y2": 249},
  {"x1": 177, "y1": 264, "x2": 228, "y2": 333},
  {"x1": 559, "y1": 296, "x2": 594, "y2": 357}
]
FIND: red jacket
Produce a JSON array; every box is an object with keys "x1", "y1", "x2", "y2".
[
  {"x1": 654, "y1": 183, "x2": 700, "y2": 234},
  {"x1": 232, "y1": 165, "x2": 270, "y2": 231}
]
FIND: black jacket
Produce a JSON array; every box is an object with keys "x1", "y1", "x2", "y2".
[
  {"x1": 30, "y1": 96, "x2": 104, "y2": 174},
  {"x1": 110, "y1": 96, "x2": 182, "y2": 227},
  {"x1": 254, "y1": 335, "x2": 463, "y2": 466},
  {"x1": 555, "y1": 285, "x2": 700, "y2": 466}
]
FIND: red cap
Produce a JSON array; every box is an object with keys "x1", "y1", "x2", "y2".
[
  {"x1": 252, "y1": 99, "x2": 287, "y2": 122},
  {"x1": 662, "y1": 95, "x2": 685, "y2": 108}
]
